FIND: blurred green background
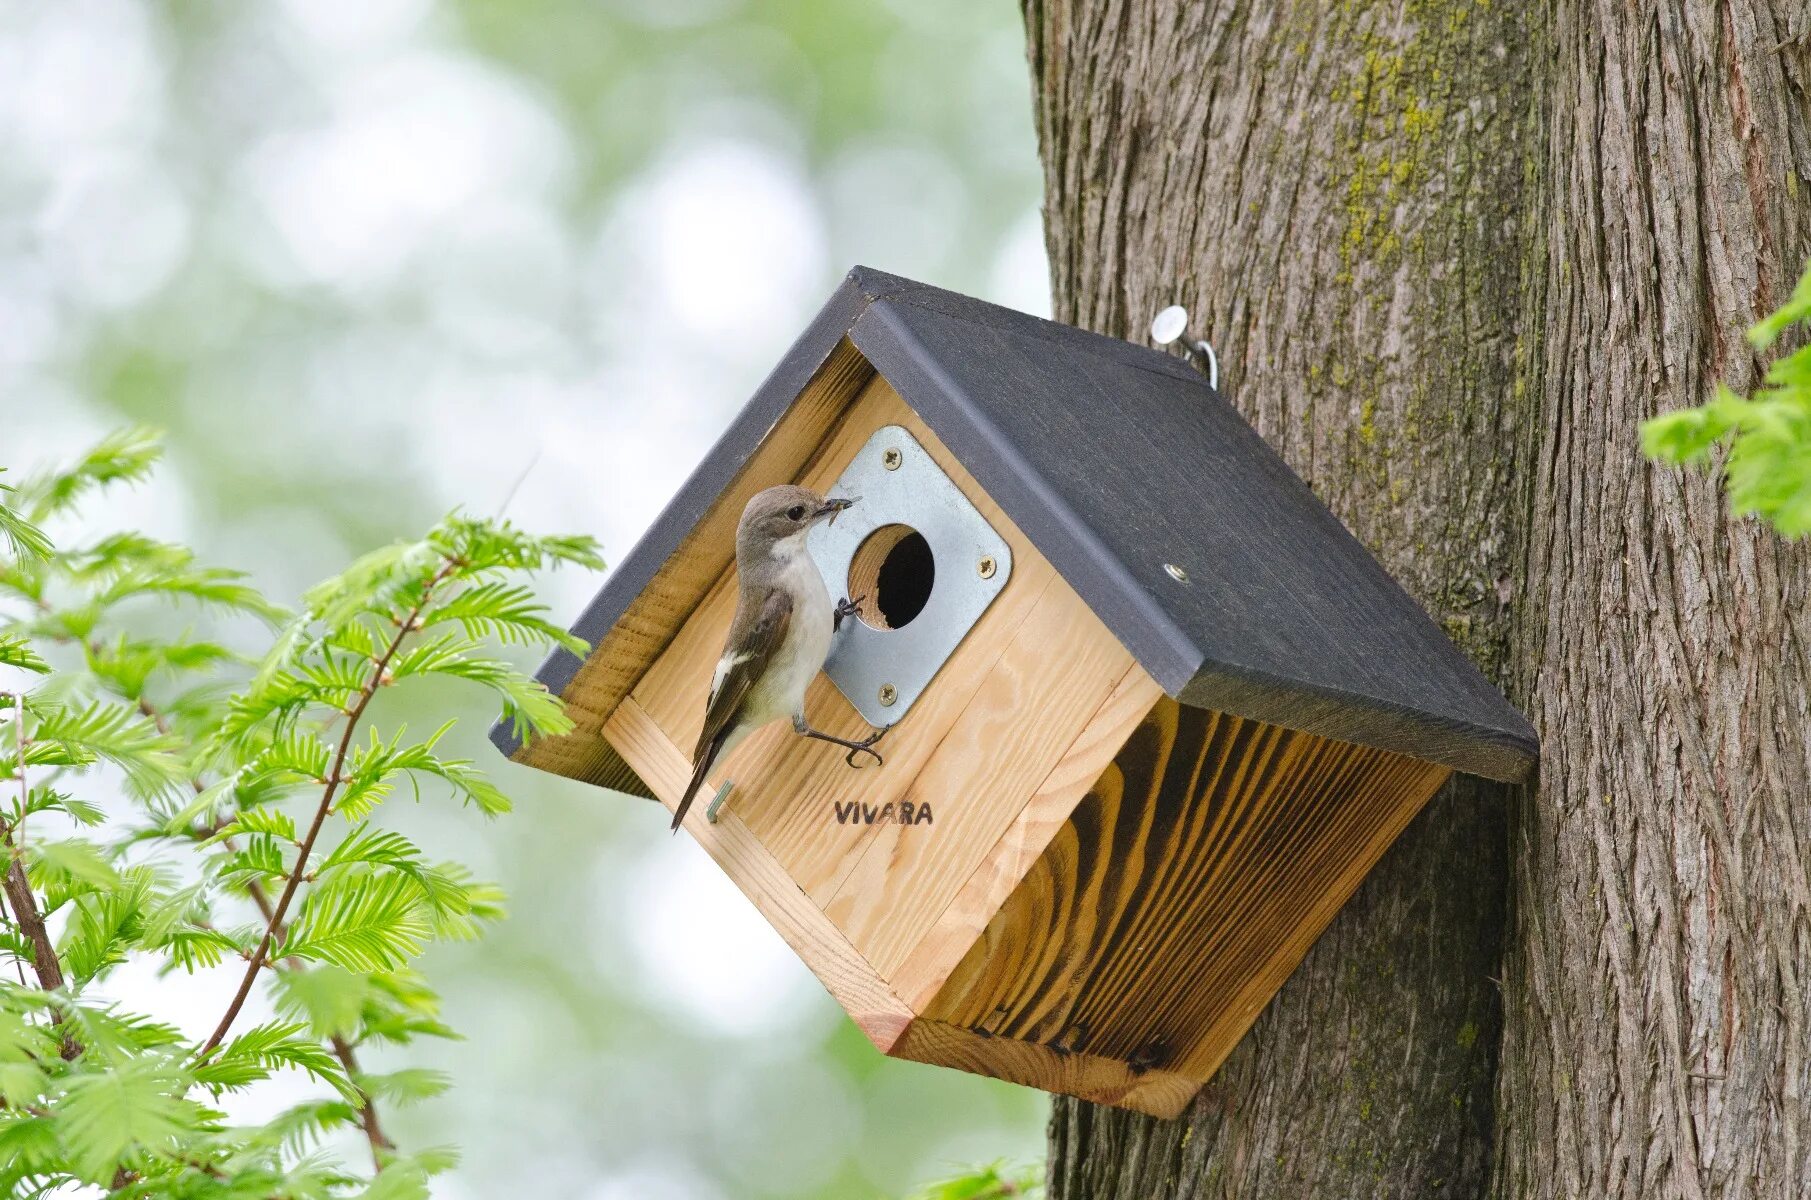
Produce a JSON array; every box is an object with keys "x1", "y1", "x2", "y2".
[{"x1": 0, "y1": 0, "x2": 1050, "y2": 1195}]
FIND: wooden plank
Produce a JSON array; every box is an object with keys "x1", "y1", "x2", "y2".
[
  {"x1": 892, "y1": 663, "x2": 1166, "y2": 1011},
  {"x1": 920, "y1": 700, "x2": 1451, "y2": 1085},
  {"x1": 600, "y1": 694, "x2": 915, "y2": 1049},
  {"x1": 513, "y1": 337, "x2": 874, "y2": 787},
  {"x1": 890, "y1": 1017, "x2": 1199, "y2": 1120},
  {"x1": 821, "y1": 580, "x2": 1138, "y2": 976}
]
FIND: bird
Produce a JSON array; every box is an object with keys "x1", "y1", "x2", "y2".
[{"x1": 671, "y1": 484, "x2": 887, "y2": 831}]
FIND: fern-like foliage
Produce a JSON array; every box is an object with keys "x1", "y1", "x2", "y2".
[
  {"x1": 1644, "y1": 258, "x2": 1811, "y2": 536},
  {"x1": 0, "y1": 428, "x2": 600, "y2": 1196},
  {"x1": 906, "y1": 1162, "x2": 1045, "y2": 1200}
]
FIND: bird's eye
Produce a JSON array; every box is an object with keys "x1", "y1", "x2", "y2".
[{"x1": 786, "y1": 505, "x2": 807, "y2": 521}]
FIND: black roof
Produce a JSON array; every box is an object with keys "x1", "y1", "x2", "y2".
[{"x1": 495, "y1": 267, "x2": 1536, "y2": 784}]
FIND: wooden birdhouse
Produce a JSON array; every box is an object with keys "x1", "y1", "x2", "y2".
[{"x1": 491, "y1": 267, "x2": 1537, "y2": 1117}]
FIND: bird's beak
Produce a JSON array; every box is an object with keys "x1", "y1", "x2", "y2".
[{"x1": 816, "y1": 496, "x2": 855, "y2": 525}]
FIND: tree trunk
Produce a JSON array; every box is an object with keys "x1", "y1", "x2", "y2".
[{"x1": 1024, "y1": 1, "x2": 1810, "y2": 1198}]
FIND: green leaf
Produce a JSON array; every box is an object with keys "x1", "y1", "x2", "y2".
[
  {"x1": 905, "y1": 1163, "x2": 1045, "y2": 1200},
  {"x1": 0, "y1": 1115, "x2": 60, "y2": 1178},
  {"x1": 218, "y1": 806, "x2": 300, "y2": 845},
  {"x1": 428, "y1": 513, "x2": 604, "y2": 575},
  {"x1": 157, "y1": 926, "x2": 246, "y2": 974},
  {"x1": 22, "y1": 700, "x2": 186, "y2": 798},
  {"x1": 59, "y1": 868, "x2": 161, "y2": 983},
  {"x1": 271, "y1": 965, "x2": 373, "y2": 1040},
  {"x1": 339, "y1": 723, "x2": 511, "y2": 819},
  {"x1": 359, "y1": 1158, "x2": 431, "y2": 1200},
  {"x1": 301, "y1": 537, "x2": 441, "y2": 636},
  {"x1": 19, "y1": 426, "x2": 163, "y2": 523},
  {"x1": 1643, "y1": 257, "x2": 1811, "y2": 537},
  {"x1": 356, "y1": 1066, "x2": 449, "y2": 1106},
  {"x1": 0, "y1": 634, "x2": 49, "y2": 675},
  {"x1": 422, "y1": 581, "x2": 587, "y2": 655},
  {"x1": 87, "y1": 635, "x2": 240, "y2": 701},
  {"x1": 319, "y1": 826, "x2": 423, "y2": 875},
  {"x1": 389, "y1": 639, "x2": 571, "y2": 740},
  {"x1": 28, "y1": 839, "x2": 119, "y2": 890},
  {"x1": 53, "y1": 1057, "x2": 198, "y2": 1182},
  {"x1": 280, "y1": 872, "x2": 430, "y2": 974},
  {"x1": 0, "y1": 472, "x2": 53, "y2": 563},
  {"x1": 195, "y1": 1021, "x2": 361, "y2": 1105},
  {"x1": 1748, "y1": 259, "x2": 1811, "y2": 349}
]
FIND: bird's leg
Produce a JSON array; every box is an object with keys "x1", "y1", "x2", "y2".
[
  {"x1": 832, "y1": 594, "x2": 866, "y2": 633},
  {"x1": 792, "y1": 714, "x2": 890, "y2": 767}
]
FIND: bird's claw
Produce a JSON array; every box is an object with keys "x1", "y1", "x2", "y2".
[
  {"x1": 833, "y1": 594, "x2": 867, "y2": 633},
  {"x1": 843, "y1": 724, "x2": 891, "y2": 769}
]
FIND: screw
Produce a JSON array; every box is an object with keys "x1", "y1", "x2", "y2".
[
  {"x1": 878, "y1": 683, "x2": 898, "y2": 707},
  {"x1": 882, "y1": 447, "x2": 903, "y2": 470},
  {"x1": 1163, "y1": 562, "x2": 1189, "y2": 583},
  {"x1": 977, "y1": 555, "x2": 997, "y2": 579}
]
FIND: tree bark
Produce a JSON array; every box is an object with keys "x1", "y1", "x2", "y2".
[
  {"x1": 1497, "y1": 4, "x2": 1811, "y2": 1197},
  {"x1": 1024, "y1": 1, "x2": 1810, "y2": 1197}
]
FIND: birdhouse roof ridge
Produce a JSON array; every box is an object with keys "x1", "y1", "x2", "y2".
[{"x1": 494, "y1": 266, "x2": 1537, "y2": 785}]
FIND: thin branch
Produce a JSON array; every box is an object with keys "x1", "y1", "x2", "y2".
[
  {"x1": 0, "y1": 824, "x2": 60, "y2": 993},
  {"x1": 194, "y1": 561, "x2": 456, "y2": 1064},
  {"x1": 0, "y1": 701, "x2": 77, "y2": 1060},
  {"x1": 166, "y1": 709, "x2": 395, "y2": 1167},
  {"x1": 11, "y1": 692, "x2": 23, "y2": 849},
  {"x1": 0, "y1": 887, "x2": 30, "y2": 986},
  {"x1": 225, "y1": 822, "x2": 393, "y2": 1162}
]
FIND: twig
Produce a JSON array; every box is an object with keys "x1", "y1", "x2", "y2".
[
  {"x1": 194, "y1": 561, "x2": 456, "y2": 1064},
  {"x1": 170, "y1": 718, "x2": 394, "y2": 1166},
  {"x1": 0, "y1": 887, "x2": 30, "y2": 986},
  {"x1": 0, "y1": 704, "x2": 77, "y2": 1059},
  {"x1": 0, "y1": 824, "x2": 59, "y2": 993},
  {"x1": 11, "y1": 691, "x2": 23, "y2": 851}
]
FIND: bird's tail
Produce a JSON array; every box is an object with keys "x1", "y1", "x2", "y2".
[{"x1": 671, "y1": 732, "x2": 724, "y2": 832}]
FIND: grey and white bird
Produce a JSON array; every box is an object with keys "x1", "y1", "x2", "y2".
[{"x1": 670, "y1": 484, "x2": 885, "y2": 831}]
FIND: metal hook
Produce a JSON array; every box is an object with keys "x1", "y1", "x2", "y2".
[{"x1": 1150, "y1": 305, "x2": 1219, "y2": 390}]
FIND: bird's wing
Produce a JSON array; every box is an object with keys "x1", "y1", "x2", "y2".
[{"x1": 693, "y1": 586, "x2": 793, "y2": 760}]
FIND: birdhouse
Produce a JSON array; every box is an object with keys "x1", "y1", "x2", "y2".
[{"x1": 491, "y1": 267, "x2": 1537, "y2": 1117}]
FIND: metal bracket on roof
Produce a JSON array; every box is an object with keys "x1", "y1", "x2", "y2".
[{"x1": 1151, "y1": 305, "x2": 1219, "y2": 390}]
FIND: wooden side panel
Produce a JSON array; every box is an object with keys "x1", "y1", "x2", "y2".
[
  {"x1": 892, "y1": 663, "x2": 1167, "y2": 1010},
  {"x1": 921, "y1": 699, "x2": 1452, "y2": 1085},
  {"x1": 513, "y1": 338, "x2": 874, "y2": 788}
]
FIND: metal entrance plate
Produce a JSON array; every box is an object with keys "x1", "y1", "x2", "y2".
[{"x1": 808, "y1": 425, "x2": 1012, "y2": 727}]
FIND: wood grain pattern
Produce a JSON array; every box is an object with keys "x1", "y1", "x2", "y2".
[
  {"x1": 890, "y1": 1017, "x2": 1199, "y2": 1120},
  {"x1": 511, "y1": 337, "x2": 874, "y2": 791},
  {"x1": 600, "y1": 694, "x2": 915, "y2": 1049},
  {"x1": 924, "y1": 698, "x2": 1450, "y2": 1089},
  {"x1": 821, "y1": 579, "x2": 1138, "y2": 976},
  {"x1": 893, "y1": 662, "x2": 1166, "y2": 1012}
]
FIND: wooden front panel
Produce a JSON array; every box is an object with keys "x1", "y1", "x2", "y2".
[
  {"x1": 921, "y1": 698, "x2": 1452, "y2": 1089},
  {"x1": 618, "y1": 373, "x2": 1137, "y2": 981}
]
